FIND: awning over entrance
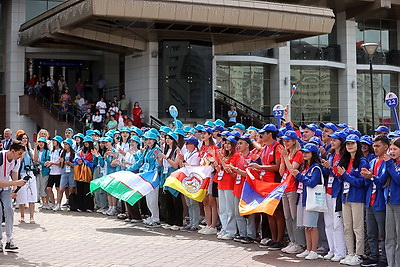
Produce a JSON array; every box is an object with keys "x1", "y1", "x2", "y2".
[{"x1": 19, "y1": 0, "x2": 335, "y2": 54}]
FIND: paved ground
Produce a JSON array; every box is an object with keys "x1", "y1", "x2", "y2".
[{"x1": 1, "y1": 206, "x2": 343, "y2": 267}]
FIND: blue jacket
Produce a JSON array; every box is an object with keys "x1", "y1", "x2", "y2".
[
  {"x1": 366, "y1": 153, "x2": 376, "y2": 163},
  {"x1": 93, "y1": 155, "x2": 105, "y2": 168},
  {"x1": 322, "y1": 152, "x2": 342, "y2": 198},
  {"x1": 383, "y1": 159, "x2": 400, "y2": 205},
  {"x1": 104, "y1": 148, "x2": 120, "y2": 175},
  {"x1": 295, "y1": 163, "x2": 323, "y2": 207},
  {"x1": 38, "y1": 149, "x2": 50, "y2": 176},
  {"x1": 365, "y1": 158, "x2": 388, "y2": 211},
  {"x1": 127, "y1": 146, "x2": 161, "y2": 173},
  {"x1": 339, "y1": 157, "x2": 368, "y2": 203}
]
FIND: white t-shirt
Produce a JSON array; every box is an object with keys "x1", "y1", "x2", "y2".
[
  {"x1": 49, "y1": 149, "x2": 62, "y2": 175},
  {"x1": 184, "y1": 150, "x2": 200, "y2": 166},
  {"x1": 96, "y1": 101, "x2": 107, "y2": 114},
  {"x1": 0, "y1": 151, "x2": 21, "y2": 182}
]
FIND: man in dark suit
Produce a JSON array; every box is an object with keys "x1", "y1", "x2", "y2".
[{"x1": 2, "y1": 128, "x2": 13, "y2": 150}]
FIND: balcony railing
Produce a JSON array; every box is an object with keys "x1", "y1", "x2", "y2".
[
  {"x1": 290, "y1": 42, "x2": 341, "y2": 62},
  {"x1": 356, "y1": 47, "x2": 400, "y2": 66}
]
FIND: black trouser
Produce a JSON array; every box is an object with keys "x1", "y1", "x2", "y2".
[
  {"x1": 126, "y1": 202, "x2": 142, "y2": 220},
  {"x1": 76, "y1": 181, "x2": 94, "y2": 211},
  {"x1": 165, "y1": 191, "x2": 183, "y2": 226},
  {"x1": 261, "y1": 213, "x2": 271, "y2": 239}
]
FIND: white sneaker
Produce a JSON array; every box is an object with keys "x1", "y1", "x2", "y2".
[
  {"x1": 202, "y1": 226, "x2": 217, "y2": 235},
  {"x1": 305, "y1": 251, "x2": 319, "y2": 260},
  {"x1": 52, "y1": 204, "x2": 61, "y2": 211},
  {"x1": 102, "y1": 207, "x2": 111, "y2": 215},
  {"x1": 170, "y1": 225, "x2": 180, "y2": 231},
  {"x1": 198, "y1": 226, "x2": 206, "y2": 234},
  {"x1": 143, "y1": 217, "x2": 152, "y2": 225},
  {"x1": 344, "y1": 255, "x2": 362, "y2": 266},
  {"x1": 106, "y1": 208, "x2": 117, "y2": 216},
  {"x1": 331, "y1": 255, "x2": 345, "y2": 262},
  {"x1": 161, "y1": 224, "x2": 172, "y2": 230},
  {"x1": 286, "y1": 244, "x2": 304, "y2": 254},
  {"x1": 324, "y1": 252, "x2": 335, "y2": 260},
  {"x1": 46, "y1": 204, "x2": 54, "y2": 210},
  {"x1": 281, "y1": 242, "x2": 294, "y2": 253},
  {"x1": 296, "y1": 250, "x2": 310, "y2": 258},
  {"x1": 340, "y1": 254, "x2": 353, "y2": 265},
  {"x1": 260, "y1": 238, "x2": 272, "y2": 246}
]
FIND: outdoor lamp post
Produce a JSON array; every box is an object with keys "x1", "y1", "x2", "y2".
[{"x1": 362, "y1": 42, "x2": 379, "y2": 134}]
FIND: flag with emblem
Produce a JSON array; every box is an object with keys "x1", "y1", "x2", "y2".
[
  {"x1": 90, "y1": 170, "x2": 159, "y2": 206},
  {"x1": 164, "y1": 166, "x2": 214, "y2": 202}
]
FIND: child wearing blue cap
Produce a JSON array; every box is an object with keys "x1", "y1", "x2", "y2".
[
  {"x1": 33, "y1": 137, "x2": 51, "y2": 210},
  {"x1": 92, "y1": 138, "x2": 107, "y2": 214}
]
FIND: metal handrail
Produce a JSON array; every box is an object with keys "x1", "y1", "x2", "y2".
[
  {"x1": 28, "y1": 89, "x2": 86, "y2": 132},
  {"x1": 150, "y1": 115, "x2": 166, "y2": 129},
  {"x1": 215, "y1": 90, "x2": 271, "y2": 121}
]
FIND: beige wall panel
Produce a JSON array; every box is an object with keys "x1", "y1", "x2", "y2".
[
  {"x1": 95, "y1": 31, "x2": 109, "y2": 42},
  {"x1": 222, "y1": 7, "x2": 239, "y2": 26},
  {"x1": 124, "y1": 0, "x2": 144, "y2": 18},
  {"x1": 268, "y1": 12, "x2": 283, "y2": 29},
  {"x1": 281, "y1": 13, "x2": 297, "y2": 31},
  {"x1": 238, "y1": 9, "x2": 254, "y2": 28},
  {"x1": 295, "y1": 15, "x2": 311, "y2": 32},
  {"x1": 253, "y1": 11, "x2": 269, "y2": 28},
  {"x1": 158, "y1": 3, "x2": 177, "y2": 21},
  {"x1": 93, "y1": 0, "x2": 108, "y2": 16},
  {"x1": 175, "y1": 4, "x2": 193, "y2": 22},
  {"x1": 309, "y1": 16, "x2": 324, "y2": 32},
  {"x1": 207, "y1": 6, "x2": 224, "y2": 25},
  {"x1": 83, "y1": 28, "x2": 97, "y2": 40},
  {"x1": 107, "y1": 0, "x2": 126, "y2": 17},
  {"x1": 191, "y1": 5, "x2": 209, "y2": 24},
  {"x1": 141, "y1": 1, "x2": 160, "y2": 20}
]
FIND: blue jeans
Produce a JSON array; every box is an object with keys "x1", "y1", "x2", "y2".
[
  {"x1": 0, "y1": 189, "x2": 14, "y2": 242},
  {"x1": 366, "y1": 207, "x2": 386, "y2": 261}
]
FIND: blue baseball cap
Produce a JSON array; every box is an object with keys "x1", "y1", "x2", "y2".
[
  {"x1": 149, "y1": 128, "x2": 160, "y2": 137},
  {"x1": 214, "y1": 119, "x2": 225, "y2": 127},
  {"x1": 63, "y1": 138, "x2": 73, "y2": 147},
  {"x1": 354, "y1": 130, "x2": 362, "y2": 137},
  {"x1": 98, "y1": 137, "x2": 105, "y2": 142},
  {"x1": 130, "y1": 135, "x2": 142, "y2": 146},
  {"x1": 231, "y1": 123, "x2": 245, "y2": 132},
  {"x1": 166, "y1": 131, "x2": 178, "y2": 142},
  {"x1": 104, "y1": 136, "x2": 113, "y2": 143},
  {"x1": 73, "y1": 133, "x2": 84, "y2": 140},
  {"x1": 329, "y1": 130, "x2": 347, "y2": 140},
  {"x1": 282, "y1": 130, "x2": 299, "y2": 140},
  {"x1": 231, "y1": 130, "x2": 241, "y2": 138},
  {"x1": 277, "y1": 129, "x2": 286, "y2": 137},
  {"x1": 159, "y1": 126, "x2": 171, "y2": 133},
  {"x1": 93, "y1": 130, "x2": 101, "y2": 136},
  {"x1": 143, "y1": 132, "x2": 158, "y2": 140},
  {"x1": 120, "y1": 127, "x2": 131, "y2": 133},
  {"x1": 345, "y1": 134, "x2": 360, "y2": 143},
  {"x1": 38, "y1": 137, "x2": 47, "y2": 143},
  {"x1": 309, "y1": 136, "x2": 323, "y2": 146},
  {"x1": 52, "y1": 135, "x2": 63, "y2": 145},
  {"x1": 65, "y1": 128, "x2": 74, "y2": 134},
  {"x1": 194, "y1": 124, "x2": 204, "y2": 131},
  {"x1": 343, "y1": 127, "x2": 355, "y2": 136},
  {"x1": 315, "y1": 129, "x2": 322, "y2": 137},
  {"x1": 301, "y1": 143, "x2": 319, "y2": 153},
  {"x1": 83, "y1": 136, "x2": 93, "y2": 143},
  {"x1": 184, "y1": 136, "x2": 199, "y2": 147},
  {"x1": 336, "y1": 123, "x2": 348, "y2": 129},
  {"x1": 204, "y1": 120, "x2": 215, "y2": 127},
  {"x1": 259, "y1": 124, "x2": 278, "y2": 133},
  {"x1": 86, "y1": 129, "x2": 95, "y2": 136},
  {"x1": 174, "y1": 128, "x2": 185, "y2": 136},
  {"x1": 301, "y1": 124, "x2": 317, "y2": 132},
  {"x1": 223, "y1": 135, "x2": 238, "y2": 144},
  {"x1": 360, "y1": 135, "x2": 374, "y2": 146},
  {"x1": 247, "y1": 126, "x2": 259, "y2": 132},
  {"x1": 218, "y1": 130, "x2": 232, "y2": 137},
  {"x1": 238, "y1": 133, "x2": 252, "y2": 144},
  {"x1": 375, "y1": 125, "x2": 390, "y2": 133},
  {"x1": 212, "y1": 125, "x2": 225, "y2": 132},
  {"x1": 388, "y1": 131, "x2": 400, "y2": 139},
  {"x1": 320, "y1": 122, "x2": 337, "y2": 132},
  {"x1": 130, "y1": 126, "x2": 142, "y2": 136},
  {"x1": 199, "y1": 127, "x2": 213, "y2": 135}
]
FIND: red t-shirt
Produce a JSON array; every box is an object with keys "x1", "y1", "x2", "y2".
[
  {"x1": 282, "y1": 150, "x2": 303, "y2": 192},
  {"x1": 233, "y1": 153, "x2": 252, "y2": 198},
  {"x1": 214, "y1": 152, "x2": 240, "y2": 190},
  {"x1": 199, "y1": 144, "x2": 220, "y2": 166},
  {"x1": 327, "y1": 153, "x2": 340, "y2": 195},
  {"x1": 260, "y1": 141, "x2": 282, "y2": 183}
]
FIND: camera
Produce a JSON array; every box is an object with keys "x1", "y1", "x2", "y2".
[{"x1": 24, "y1": 164, "x2": 41, "y2": 175}]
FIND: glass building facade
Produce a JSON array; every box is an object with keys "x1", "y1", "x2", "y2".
[
  {"x1": 290, "y1": 66, "x2": 339, "y2": 124},
  {"x1": 216, "y1": 62, "x2": 271, "y2": 114},
  {"x1": 26, "y1": 0, "x2": 66, "y2": 20}
]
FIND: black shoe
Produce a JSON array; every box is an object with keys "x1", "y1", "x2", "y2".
[
  {"x1": 377, "y1": 261, "x2": 388, "y2": 267},
  {"x1": 241, "y1": 237, "x2": 257, "y2": 244},
  {"x1": 361, "y1": 258, "x2": 378, "y2": 267},
  {"x1": 5, "y1": 240, "x2": 18, "y2": 250},
  {"x1": 268, "y1": 242, "x2": 284, "y2": 251},
  {"x1": 260, "y1": 240, "x2": 275, "y2": 248},
  {"x1": 233, "y1": 236, "x2": 246, "y2": 242}
]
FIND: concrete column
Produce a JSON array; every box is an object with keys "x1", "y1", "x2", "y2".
[
  {"x1": 125, "y1": 42, "x2": 158, "y2": 123},
  {"x1": 5, "y1": 0, "x2": 36, "y2": 134},
  {"x1": 337, "y1": 12, "x2": 358, "y2": 128},
  {"x1": 270, "y1": 44, "x2": 291, "y2": 121}
]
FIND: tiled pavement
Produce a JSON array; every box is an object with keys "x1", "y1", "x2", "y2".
[{"x1": 1, "y1": 207, "x2": 343, "y2": 267}]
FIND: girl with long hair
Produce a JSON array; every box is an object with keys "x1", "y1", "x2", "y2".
[
  {"x1": 45, "y1": 136, "x2": 63, "y2": 211},
  {"x1": 93, "y1": 137, "x2": 107, "y2": 213},
  {"x1": 158, "y1": 132, "x2": 183, "y2": 230},
  {"x1": 15, "y1": 133, "x2": 37, "y2": 223},
  {"x1": 291, "y1": 143, "x2": 323, "y2": 260},
  {"x1": 33, "y1": 137, "x2": 51, "y2": 210},
  {"x1": 321, "y1": 131, "x2": 346, "y2": 261},
  {"x1": 335, "y1": 134, "x2": 368, "y2": 265},
  {"x1": 54, "y1": 139, "x2": 76, "y2": 211},
  {"x1": 279, "y1": 131, "x2": 306, "y2": 254}
]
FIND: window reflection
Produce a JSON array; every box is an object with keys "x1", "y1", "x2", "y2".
[
  {"x1": 216, "y1": 63, "x2": 270, "y2": 114},
  {"x1": 357, "y1": 73, "x2": 397, "y2": 134},
  {"x1": 290, "y1": 66, "x2": 339, "y2": 125},
  {"x1": 26, "y1": 0, "x2": 66, "y2": 21}
]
